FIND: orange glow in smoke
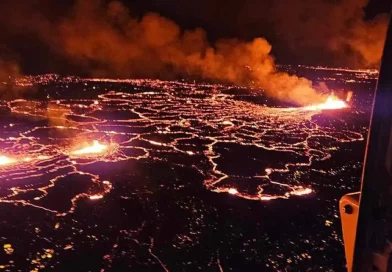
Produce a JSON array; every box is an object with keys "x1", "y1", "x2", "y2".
[
  {"x1": 71, "y1": 141, "x2": 107, "y2": 156},
  {"x1": 305, "y1": 94, "x2": 348, "y2": 111},
  {"x1": 0, "y1": 156, "x2": 15, "y2": 166},
  {"x1": 346, "y1": 91, "x2": 353, "y2": 102}
]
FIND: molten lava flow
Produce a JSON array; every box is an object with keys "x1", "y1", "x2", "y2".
[
  {"x1": 72, "y1": 141, "x2": 107, "y2": 156},
  {"x1": 304, "y1": 94, "x2": 348, "y2": 111},
  {"x1": 0, "y1": 77, "x2": 366, "y2": 212},
  {"x1": 290, "y1": 188, "x2": 313, "y2": 196},
  {"x1": 0, "y1": 156, "x2": 15, "y2": 166},
  {"x1": 228, "y1": 188, "x2": 238, "y2": 195},
  {"x1": 89, "y1": 194, "x2": 104, "y2": 200}
]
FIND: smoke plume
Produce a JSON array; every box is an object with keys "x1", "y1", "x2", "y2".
[
  {"x1": 0, "y1": 47, "x2": 22, "y2": 97},
  {"x1": 29, "y1": 0, "x2": 323, "y2": 105},
  {"x1": 0, "y1": 59, "x2": 19, "y2": 83},
  {"x1": 271, "y1": 0, "x2": 388, "y2": 67},
  {"x1": 0, "y1": 0, "x2": 389, "y2": 104}
]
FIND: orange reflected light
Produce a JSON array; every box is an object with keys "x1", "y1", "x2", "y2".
[{"x1": 72, "y1": 141, "x2": 107, "y2": 156}]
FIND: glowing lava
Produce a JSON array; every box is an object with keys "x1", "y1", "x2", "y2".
[
  {"x1": 0, "y1": 76, "x2": 365, "y2": 212},
  {"x1": 305, "y1": 95, "x2": 348, "y2": 111},
  {"x1": 290, "y1": 188, "x2": 313, "y2": 196},
  {"x1": 228, "y1": 188, "x2": 238, "y2": 195},
  {"x1": 89, "y1": 195, "x2": 104, "y2": 200},
  {"x1": 0, "y1": 156, "x2": 15, "y2": 166},
  {"x1": 71, "y1": 141, "x2": 107, "y2": 156}
]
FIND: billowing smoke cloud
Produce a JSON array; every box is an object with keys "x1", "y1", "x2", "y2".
[
  {"x1": 0, "y1": 47, "x2": 22, "y2": 97},
  {"x1": 0, "y1": 46, "x2": 20, "y2": 82},
  {"x1": 270, "y1": 0, "x2": 389, "y2": 68},
  {"x1": 0, "y1": 0, "x2": 388, "y2": 104},
  {"x1": 0, "y1": 59, "x2": 19, "y2": 83},
  {"x1": 30, "y1": 0, "x2": 323, "y2": 105},
  {"x1": 130, "y1": 0, "x2": 389, "y2": 68}
]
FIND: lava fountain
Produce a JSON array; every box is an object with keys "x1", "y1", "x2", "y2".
[
  {"x1": 71, "y1": 141, "x2": 108, "y2": 156},
  {"x1": 304, "y1": 94, "x2": 348, "y2": 111},
  {"x1": 0, "y1": 156, "x2": 16, "y2": 166},
  {"x1": 228, "y1": 188, "x2": 239, "y2": 195}
]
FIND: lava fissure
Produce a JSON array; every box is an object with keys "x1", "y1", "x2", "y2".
[{"x1": 0, "y1": 77, "x2": 364, "y2": 214}]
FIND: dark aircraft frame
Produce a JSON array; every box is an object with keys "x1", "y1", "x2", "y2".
[{"x1": 341, "y1": 7, "x2": 392, "y2": 272}]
